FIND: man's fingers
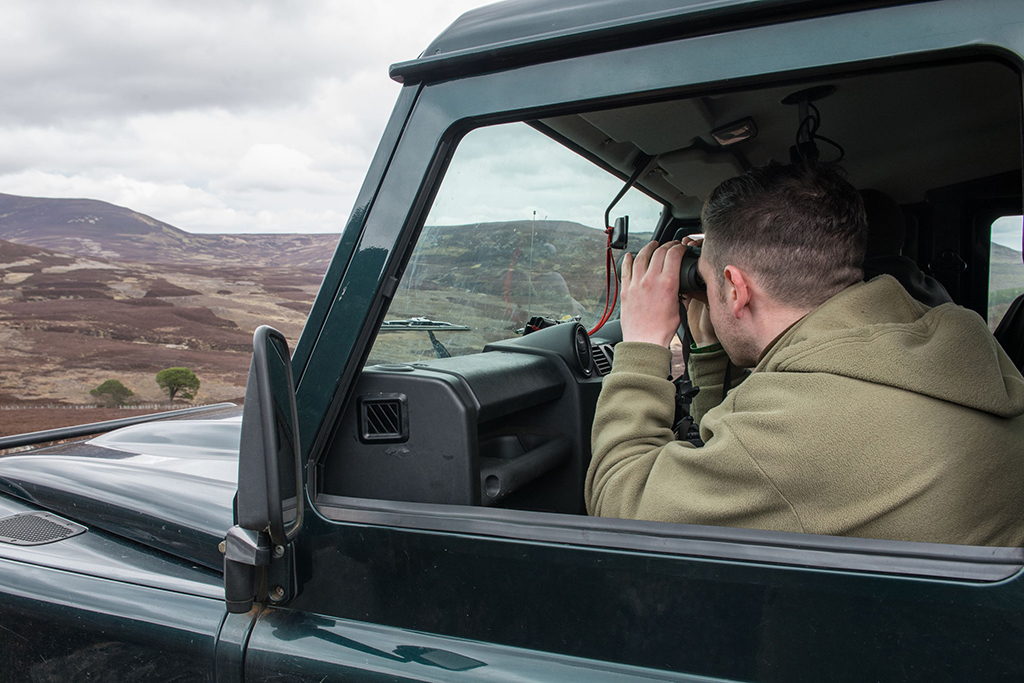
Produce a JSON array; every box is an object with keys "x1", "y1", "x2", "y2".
[
  {"x1": 647, "y1": 240, "x2": 681, "y2": 274},
  {"x1": 632, "y1": 240, "x2": 659, "y2": 277},
  {"x1": 647, "y1": 242, "x2": 668, "y2": 273},
  {"x1": 620, "y1": 252, "x2": 633, "y2": 284},
  {"x1": 662, "y1": 242, "x2": 685, "y2": 274}
]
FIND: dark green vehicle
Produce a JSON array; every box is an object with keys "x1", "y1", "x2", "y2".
[{"x1": 2, "y1": 0, "x2": 1024, "y2": 680}]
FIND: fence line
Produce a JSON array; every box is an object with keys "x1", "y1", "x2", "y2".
[{"x1": 0, "y1": 402, "x2": 228, "y2": 411}]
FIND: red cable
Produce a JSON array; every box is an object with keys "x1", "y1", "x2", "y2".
[{"x1": 588, "y1": 227, "x2": 617, "y2": 335}]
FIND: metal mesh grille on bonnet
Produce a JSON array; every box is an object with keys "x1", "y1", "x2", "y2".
[{"x1": 0, "y1": 512, "x2": 86, "y2": 546}]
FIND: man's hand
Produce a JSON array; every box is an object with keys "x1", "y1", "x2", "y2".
[
  {"x1": 681, "y1": 296, "x2": 718, "y2": 347},
  {"x1": 679, "y1": 234, "x2": 719, "y2": 348},
  {"x1": 620, "y1": 240, "x2": 685, "y2": 347}
]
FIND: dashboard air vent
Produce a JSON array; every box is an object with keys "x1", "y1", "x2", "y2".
[
  {"x1": 573, "y1": 324, "x2": 593, "y2": 377},
  {"x1": 359, "y1": 394, "x2": 409, "y2": 443},
  {"x1": 592, "y1": 343, "x2": 614, "y2": 376},
  {"x1": 0, "y1": 512, "x2": 86, "y2": 546}
]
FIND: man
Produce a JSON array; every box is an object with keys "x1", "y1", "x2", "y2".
[{"x1": 586, "y1": 162, "x2": 1024, "y2": 546}]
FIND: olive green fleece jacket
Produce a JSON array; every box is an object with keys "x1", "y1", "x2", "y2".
[{"x1": 587, "y1": 275, "x2": 1024, "y2": 546}]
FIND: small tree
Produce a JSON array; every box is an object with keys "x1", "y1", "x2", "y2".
[
  {"x1": 156, "y1": 367, "x2": 200, "y2": 406},
  {"x1": 90, "y1": 379, "x2": 134, "y2": 407}
]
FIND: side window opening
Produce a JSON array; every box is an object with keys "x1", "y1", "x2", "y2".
[
  {"x1": 322, "y1": 55, "x2": 1023, "y2": 555},
  {"x1": 988, "y1": 214, "x2": 1024, "y2": 330}
]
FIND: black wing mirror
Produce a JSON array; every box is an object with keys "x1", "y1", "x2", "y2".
[
  {"x1": 224, "y1": 325, "x2": 303, "y2": 613},
  {"x1": 238, "y1": 325, "x2": 303, "y2": 544}
]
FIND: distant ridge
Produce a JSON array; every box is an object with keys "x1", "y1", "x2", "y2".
[
  {"x1": 0, "y1": 192, "x2": 190, "y2": 259},
  {"x1": 0, "y1": 192, "x2": 636, "y2": 273},
  {"x1": 991, "y1": 241, "x2": 1023, "y2": 264},
  {"x1": 0, "y1": 192, "x2": 339, "y2": 270}
]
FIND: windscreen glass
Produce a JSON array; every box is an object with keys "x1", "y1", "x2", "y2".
[{"x1": 366, "y1": 122, "x2": 663, "y2": 365}]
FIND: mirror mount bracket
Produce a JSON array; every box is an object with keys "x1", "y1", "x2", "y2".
[
  {"x1": 224, "y1": 525, "x2": 271, "y2": 566},
  {"x1": 223, "y1": 525, "x2": 271, "y2": 614}
]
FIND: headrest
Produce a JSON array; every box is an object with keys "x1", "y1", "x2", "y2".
[{"x1": 861, "y1": 189, "x2": 906, "y2": 258}]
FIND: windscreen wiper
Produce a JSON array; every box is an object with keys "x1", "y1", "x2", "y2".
[
  {"x1": 379, "y1": 317, "x2": 470, "y2": 331},
  {"x1": 379, "y1": 316, "x2": 469, "y2": 359}
]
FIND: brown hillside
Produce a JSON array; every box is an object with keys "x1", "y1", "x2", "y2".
[
  {"x1": 0, "y1": 238, "x2": 317, "y2": 411},
  {"x1": 0, "y1": 192, "x2": 339, "y2": 269}
]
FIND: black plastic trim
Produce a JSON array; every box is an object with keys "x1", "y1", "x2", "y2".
[
  {"x1": 390, "y1": 0, "x2": 934, "y2": 85},
  {"x1": 315, "y1": 493, "x2": 1024, "y2": 582},
  {"x1": 0, "y1": 403, "x2": 238, "y2": 451}
]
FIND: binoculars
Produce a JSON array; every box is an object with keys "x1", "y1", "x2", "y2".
[{"x1": 679, "y1": 245, "x2": 705, "y2": 294}]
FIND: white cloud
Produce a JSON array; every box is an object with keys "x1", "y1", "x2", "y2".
[
  {"x1": 0, "y1": 0, "x2": 487, "y2": 234},
  {"x1": 217, "y1": 143, "x2": 338, "y2": 194},
  {"x1": 427, "y1": 123, "x2": 665, "y2": 231}
]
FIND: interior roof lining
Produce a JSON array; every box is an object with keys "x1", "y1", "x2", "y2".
[{"x1": 537, "y1": 56, "x2": 1023, "y2": 217}]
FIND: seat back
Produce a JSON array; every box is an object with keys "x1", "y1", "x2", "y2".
[{"x1": 860, "y1": 189, "x2": 952, "y2": 307}]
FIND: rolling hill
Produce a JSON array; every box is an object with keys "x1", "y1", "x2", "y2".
[{"x1": 0, "y1": 192, "x2": 339, "y2": 269}]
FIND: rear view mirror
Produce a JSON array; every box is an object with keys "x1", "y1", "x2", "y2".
[
  {"x1": 610, "y1": 215, "x2": 628, "y2": 249},
  {"x1": 237, "y1": 325, "x2": 303, "y2": 545}
]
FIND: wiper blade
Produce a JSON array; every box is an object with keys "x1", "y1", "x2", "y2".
[{"x1": 379, "y1": 316, "x2": 470, "y2": 331}]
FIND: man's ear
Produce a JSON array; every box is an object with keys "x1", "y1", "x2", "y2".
[{"x1": 722, "y1": 265, "x2": 752, "y2": 319}]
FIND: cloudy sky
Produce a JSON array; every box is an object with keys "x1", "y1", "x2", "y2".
[
  {"x1": 0, "y1": 0, "x2": 499, "y2": 235},
  {"x1": 1, "y1": 2, "x2": 1018, "y2": 246}
]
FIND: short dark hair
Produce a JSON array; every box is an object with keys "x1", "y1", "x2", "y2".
[{"x1": 701, "y1": 162, "x2": 868, "y2": 309}]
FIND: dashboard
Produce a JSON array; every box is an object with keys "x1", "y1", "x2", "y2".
[{"x1": 321, "y1": 321, "x2": 622, "y2": 513}]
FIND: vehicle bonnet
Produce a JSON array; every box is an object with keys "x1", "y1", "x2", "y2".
[{"x1": 0, "y1": 410, "x2": 241, "y2": 571}]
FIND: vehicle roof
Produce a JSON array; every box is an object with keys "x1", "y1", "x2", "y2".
[{"x1": 390, "y1": 0, "x2": 926, "y2": 84}]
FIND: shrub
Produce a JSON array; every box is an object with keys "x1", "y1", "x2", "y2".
[{"x1": 90, "y1": 379, "x2": 134, "y2": 407}]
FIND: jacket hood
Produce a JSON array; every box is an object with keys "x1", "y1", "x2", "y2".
[{"x1": 759, "y1": 276, "x2": 1024, "y2": 418}]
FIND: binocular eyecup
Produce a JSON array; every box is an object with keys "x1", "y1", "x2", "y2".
[{"x1": 679, "y1": 245, "x2": 705, "y2": 294}]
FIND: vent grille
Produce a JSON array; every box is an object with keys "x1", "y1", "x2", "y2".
[
  {"x1": 366, "y1": 401, "x2": 401, "y2": 435},
  {"x1": 0, "y1": 512, "x2": 86, "y2": 546},
  {"x1": 359, "y1": 394, "x2": 409, "y2": 443},
  {"x1": 592, "y1": 344, "x2": 614, "y2": 376}
]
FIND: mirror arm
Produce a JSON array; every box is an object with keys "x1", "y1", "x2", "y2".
[{"x1": 603, "y1": 152, "x2": 657, "y2": 238}]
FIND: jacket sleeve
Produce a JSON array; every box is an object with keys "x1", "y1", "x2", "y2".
[{"x1": 585, "y1": 342, "x2": 802, "y2": 532}]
